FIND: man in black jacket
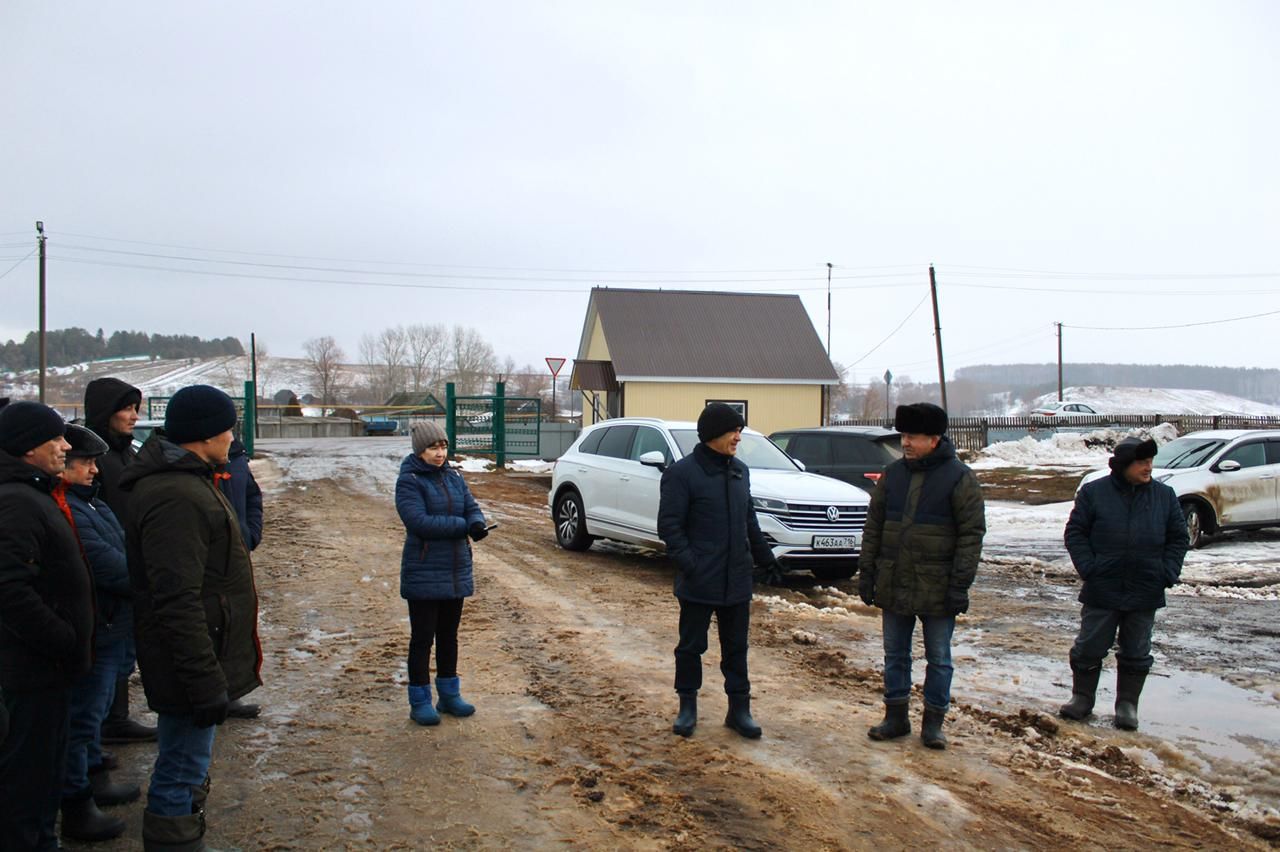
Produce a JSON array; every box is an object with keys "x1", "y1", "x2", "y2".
[
  {"x1": 658, "y1": 403, "x2": 780, "y2": 739},
  {"x1": 85, "y1": 377, "x2": 158, "y2": 745},
  {"x1": 1061, "y1": 436, "x2": 1188, "y2": 730},
  {"x1": 0, "y1": 401, "x2": 94, "y2": 851}
]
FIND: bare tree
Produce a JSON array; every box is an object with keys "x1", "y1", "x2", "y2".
[
  {"x1": 359, "y1": 326, "x2": 409, "y2": 404},
  {"x1": 860, "y1": 380, "x2": 885, "y2": 420},
  {"x1": 404, "y1": 323, "x2": 448, "y2": 392},
  {"x1": 250, "y1": 340, "x2": 274, "y2": 400},
  {"x1": 303, "y1": 335, "x2": 347, "y2": 409},
  {"x1": 448, "y1": 326, "x2": 496, "y2": 395}
]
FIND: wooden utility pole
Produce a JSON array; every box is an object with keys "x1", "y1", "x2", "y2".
[
  {"x1": 928, "y1": 264, "x2": 948, "y2": 411},
  {"x1": 825, "y1": 262, "x2": 833, "y2": 426},
  {"x1": 36, "y1": 221, "x2": 46, "y2": 403},
  {"x1": 1055, "y1": 322, "x2": 1063, "y2": 401}
]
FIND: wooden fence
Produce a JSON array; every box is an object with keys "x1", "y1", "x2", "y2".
[{"x1": 831, "y1": 414, "x2": 1280, "y2": 453}]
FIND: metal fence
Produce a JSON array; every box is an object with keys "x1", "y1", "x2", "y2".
[{"x1": 832, "y1": 414, "x2": 1280, "y2": 453}]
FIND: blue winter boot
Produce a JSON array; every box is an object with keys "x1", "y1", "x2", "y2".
[
  {"x1": 407, "y1": 685, "x2": 440, "y2": 726},
  {"x1": 435, "y1": 677, "x2": 475, "y2": 717}
]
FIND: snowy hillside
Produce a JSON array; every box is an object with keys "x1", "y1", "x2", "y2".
[{"x1": 1024, "y1": 386, "x2": 1280, "y2": 417}]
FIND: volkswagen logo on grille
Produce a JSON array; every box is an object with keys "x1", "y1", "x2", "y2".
[{"x1": 826, "y1": 506, "x2": 840, "y2": 523}]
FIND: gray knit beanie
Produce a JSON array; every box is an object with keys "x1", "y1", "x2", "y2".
[{"x1": 411, "y1": 420, "x2": 448, "y2": 454}]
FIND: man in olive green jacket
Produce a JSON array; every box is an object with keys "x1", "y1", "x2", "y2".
[{"x1": 858, "y1": 403, "x2": 985, "y2": 750}]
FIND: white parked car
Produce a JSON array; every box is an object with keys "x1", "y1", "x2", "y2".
[
  {"x1": 1077, "y1": 429, "x2": 1280, "y2": 548},
  {"x1": 1030, "y1": 401, "x2": 1100, "y2": 417},
  {"x1": 549, "y1": 418, "x2": 871, "y2": 581}
]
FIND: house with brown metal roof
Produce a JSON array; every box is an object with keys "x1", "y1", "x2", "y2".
[{"x1": 570, "y1": 288, "x2": 840, "y2": 434}]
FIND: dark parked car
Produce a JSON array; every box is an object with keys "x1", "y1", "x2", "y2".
[{"x1": 769, "y1": 426, "x2": 902, "y2": 493}]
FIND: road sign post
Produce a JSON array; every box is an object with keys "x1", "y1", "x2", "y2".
[{"x1": 545, "y1": 357, "x2": 566, "y2": 422}]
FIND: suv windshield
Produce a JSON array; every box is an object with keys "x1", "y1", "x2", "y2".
[
  {"x1": 1153, "y1": 437, "x2": 1226, "y2": 470},
  {"x1": 670, "y1": 430, "x2": 798, "y2": 471}
]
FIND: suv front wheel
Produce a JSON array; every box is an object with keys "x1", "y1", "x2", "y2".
[
  {"x1": 1183, "y1": 501, "x2": 1210, "y2": 550},
  {"x1": 554, "y1": 489, "x2": 594, "y2": 551}
]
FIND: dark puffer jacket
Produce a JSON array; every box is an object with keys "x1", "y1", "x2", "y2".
[
  {"x1": 859, "y1": 436, "x2": 986, "y2": 617},
  {"x1": 121, "y1": 436, "x2": 262, "y2": 712},
  {"x1": 396, "y1": 454, "x2": 485, "y2": 600},
  {"x1": 0, "y1": 451, "x2": 95, "y2": 690},
  {"x1": 220, "y1": 439, "x2": 263, "y2": 551},
  {"x1": 1065, "y1": 472, "x2": 1188, "y2": 611},
  {"x1": 65, "y1": 482, "x2": 133, "y2": 636},
  {"x1": 85, "y1": 377, "x2": 142, "y2": 524},
  {"x1": 658, "y1": 443, "x2": 774, "y2": 607}
]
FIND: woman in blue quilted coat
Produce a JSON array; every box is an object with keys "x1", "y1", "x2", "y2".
[{"x1": 395, "y1": 421, "x2": 488, "y2": 726}]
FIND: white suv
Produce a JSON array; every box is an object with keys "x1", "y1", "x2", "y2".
[
  {"x1": 550, "y1": 418, "x2": 872, "y2": 581},
  {"x1": 1078, "y1": 429, "x2": 1280, "y2": 548}
]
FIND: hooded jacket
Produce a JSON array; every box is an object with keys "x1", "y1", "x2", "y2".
[
  {"x1": 120, "y1": 435, "x2": 262, "y2": 712},
  {"x1": 0, "y1": 451, "x2": 95, "y2": 690},
  {"x1": 84, "y1": 377, "x2": 142, "y2": 523},
  {"x1": 396, "y1": 454, "x2": 486, "y2": 600},
  {"x1": 220, "y1": 439, "x2": 263, "y2": 551},
  {"x1": 657, "y1": 443, "x2": 774, "y2": 607},
  {"x1": 859, "y1": 436, "x2": 987, "y2": 617}
]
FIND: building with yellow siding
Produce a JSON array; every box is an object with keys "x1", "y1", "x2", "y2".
[{"x1": 570, "y1": 288, "x2": 840, "y2": 435}]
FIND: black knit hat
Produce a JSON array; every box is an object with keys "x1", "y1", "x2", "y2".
[
  {"x1": 0, "y1": 401, "x2": 67, "y2": 456},
  {"x1": 64, "y1": 423, "x2": 110, "y2": 458},
  {"x1": 1109, "y1": 436, "x2": 1158, "y2": 472},
  {"x1": 894, "y1": 402, "x2": 948, "y2": 436},
  {"x1": 164, "y1": 385, "x2": 237, "y2": 444},
  {"x1": 697, "y1": 403, "x2": 745, "y2": 443}
]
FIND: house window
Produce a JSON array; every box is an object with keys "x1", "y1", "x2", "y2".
[{"x1": 706, "y1": 400, "x2": 748, "y2": 426}]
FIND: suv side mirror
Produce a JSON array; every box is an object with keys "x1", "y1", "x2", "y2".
[
  {"x1": 638, "y1": 451, "x2": 667, "y2": 470},
  {"x1": 1216, "y1": 459, "x2": 1242, "y2": 472}
]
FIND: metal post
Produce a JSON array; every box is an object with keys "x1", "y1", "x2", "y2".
[
  {"x1": 884, "y1": 369, "x2": 893, "y2": 423},
  {"x1": 250, "y1": 332, "x2": 260, "y2": 439},
  {"x1": 494, "y1": 381, "x2": 506, "y2": 469},
  {"x1": 1055, "y1": 322, "x2": 1063, "y2": 401},
  {"x1": 445, "y1": 382, "x2": 456, "y2": 459},
  {"x1": 36, "y1": 222, "x2": 46, "y2": 403},
  {"x1": 242, "y1": 381, "x2": 256, "y2": 458},
  {"x1": 929, "y1": 264, "x2": 948, "y2": 411}
]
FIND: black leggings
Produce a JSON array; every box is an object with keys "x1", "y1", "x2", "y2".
[{"x1": 407, "y1": 599, "x2": 464, "y2": 685}]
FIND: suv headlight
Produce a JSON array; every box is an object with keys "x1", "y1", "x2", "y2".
[{"x1": 752, "y1": 496, "x2": 787, "y2": 513}]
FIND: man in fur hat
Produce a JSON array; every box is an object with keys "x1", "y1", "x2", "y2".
[
  {"x1": 1060, "y1": 436, "x2": 1187, "y2": 730},
  {"x1": 859, "y1": 402, "x2": 986, "y2": 750}
]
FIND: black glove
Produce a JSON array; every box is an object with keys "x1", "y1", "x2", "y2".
[
  {"x1": 468, "y1": 522, "x2": 489, "y2": 542},
  {"x1": 191, "y1": 692, "x2": 230, "y2": 729},
  {"x1": 753, "y1": 559, "x2": 785, "y2": 586},
  {"x1": 945, "y1": 587, "x2": 970, "y2": 616},
  {"x1": 858, "y1": 573, "x2": 876, "y2": 606}
]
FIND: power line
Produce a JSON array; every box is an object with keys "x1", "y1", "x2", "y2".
[
  {"x1": 1066, "y1": 308, "x2": 1280, "y2": 331},
  {"x1": 846, "y1": 295, "x2": 930, "y2": 368},
  {"x1": 941, "y1": 264, "x2": 1280, "y2": 281},
  {"x1": 0, "y1": 249, "x2": 35, "y2": 282}
]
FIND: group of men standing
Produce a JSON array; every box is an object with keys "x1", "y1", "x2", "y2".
[{"x1": 0, "y1": 382, "x2": 263, "y2": 851}]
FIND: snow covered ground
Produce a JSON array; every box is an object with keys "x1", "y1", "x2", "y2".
[
  {"x1": 1026, "y1": 386, "x2": 1280, "y2": 417},
  {"x1": 970, "y1": 422, "x2": 1179, "y2": 469}
]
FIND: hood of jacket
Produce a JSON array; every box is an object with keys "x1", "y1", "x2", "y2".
[
  {"x1": 85, "y1": 378, "x2": 142, "y2": 433},
  {"x1": 118, "y1": 434, "x2": 219, "y2": 491}
]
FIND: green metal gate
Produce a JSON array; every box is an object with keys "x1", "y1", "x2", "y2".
[{"x1": 446, "y1": 382, "x2": 541, "y2": 467}]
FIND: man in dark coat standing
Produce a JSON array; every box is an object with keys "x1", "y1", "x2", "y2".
[
  {"x1": 1060, "y1": 436, "x2": 1188, "y2": 730},
  {"x1": 84, "y1": 376, "x2": 158, "y2": 744},
  {"x1": 0, "y1": 401, "x2": 94, "y2": 850},
  {"x1": 658, "y1": 403, "x2": 780, "y2": 739},
  {"x1": 859, "y1": 403, "x2": 986, "y2": 750},
  {"x1": 121, "y1": 386, "x2": 262, "y2": 851}
]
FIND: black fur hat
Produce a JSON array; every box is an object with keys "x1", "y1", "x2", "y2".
[
  {"x1": 893, "y1": 402, "x2": 948, "y2": 436},
  {"x1": 1109, "y1": 437, "x2": 1158, "y2": 472}
]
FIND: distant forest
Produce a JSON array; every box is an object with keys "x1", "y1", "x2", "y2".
[
  {"x1": 0, "y1": 327, "x2": 244, "y2": 372},
  {"x1": 955, "y1": 363, "x2": 1280, "y2": 403}
]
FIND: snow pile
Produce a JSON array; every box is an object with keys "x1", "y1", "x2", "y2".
[
  {"x1": 1025, "y1": 386, "x2": 1280, "y2": 417},
  {"x1": 972, "y1": 423, "x2": 1178, "y2": 469},
  {"x1": 508, "y1": 459, "x2": 554, "y2": 474}
]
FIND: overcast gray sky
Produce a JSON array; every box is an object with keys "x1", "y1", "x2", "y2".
[{"x1": 2, "y1": 2, "x2": 1276, "y2": 386}]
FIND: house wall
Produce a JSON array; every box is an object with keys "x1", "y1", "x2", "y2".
[
  {"x1": 622, "y1": 382, "x2": 823, "y2": 435},
  {"x1": 582, "y1": 314, "x2": 614, "y2": 427}
]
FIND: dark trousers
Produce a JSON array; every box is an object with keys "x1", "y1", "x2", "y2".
[
  {"x1": 1070, "y1": 605, "x2": 1157, "y2": 673},
  {"x1": 674, "y1": 599, "x2": 751, "y2": 695},
  {"x1": 64, "y1": 630, "x2": 128, "y2": 797},
  {"x1": 0, "y1": 685, "x2": 71, "y2": 851},
  {"x1": 407, "y1": 598, "x2": 464, "y2": 684}
]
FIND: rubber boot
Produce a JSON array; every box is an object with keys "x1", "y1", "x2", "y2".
[
  {"x1": 921, "y1": 705, "x2": 948, "y2": 750},
  {"x1": 89, "y1": 764, "x2": 142, "y2": 806},
  {"x1": 435, "y1": 676, "x2": 476, "y2": 717},
  {"x1": 142, "y1": 809, "x2": 206, "y2": 852},
  {"x1": 672, "y1": 691, "x2": 697, "y2": 737},
  {"x1": 867, "y1": 699, "x2": 911, "y2": 741},
  {"x1": 101, "y1": 676, "x2": 158, "y2": 743},
  {"x1": 407, "y1": 684, "x2": 440, "y2": 726},
  {"x1": 1114, "y1": 668, "x2": 1148, "y2": 731},
  {"x1": 61, "y1": 791, "x2": 127, "y2": 842},
  {"x1": 226, "y1": 697, "x2": 261, "y2": 719},
  {"x1": 190, "y1": 775, "x2": 211, "y2": 814},
  {"x1": 724, "y1": 693, "x2": 762, "y2": 739},
  {"x1": 1059, "y1": 661, "x2": 1102, "y2": 721}
]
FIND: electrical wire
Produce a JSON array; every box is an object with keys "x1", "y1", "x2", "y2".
[
  {"x1": 845, "y1": 295, "x2": 930, "y2": 368},
  {"x1": 1066, "y1": 309, "x2": 1280, "y2": 331},
  {"x1": 0, "y1": 249, "x2": 35, "y2": 282},
  {"x1": 941, "y1": 265, "x2": 1279, "y2": 281}
]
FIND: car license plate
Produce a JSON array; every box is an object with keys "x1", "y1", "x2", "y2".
[{"x1": 812, "y1": 535, "x2": 859, "y2": 550}]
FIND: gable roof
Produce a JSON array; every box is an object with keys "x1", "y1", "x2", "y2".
[{"x1": 577, "y1": 288, "x2": 839, "y2": 383}]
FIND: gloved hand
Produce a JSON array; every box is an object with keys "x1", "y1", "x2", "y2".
[
  {"x1": 753, "y1": 559, "x2": 785, "y2": 586},
  {"x1": 858, "y1": 573, "x2": 876, "y2": 606},
  {"x1": 468, "y1": 522, "x2": 489, "y2": 542},
  {"x1": 191, "y1": 692, "x2": 230, "y2": 729},
  {"x1": 945, "y1": 587, "x2": 970, "y2": 616}
]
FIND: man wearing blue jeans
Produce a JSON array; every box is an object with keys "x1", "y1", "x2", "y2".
[
  {"x1": 121, "y1": 386, "x2": 262, "y2": 850},
  {"x1": 859, "y1": 403, "x2": 986, "y2": 750}
]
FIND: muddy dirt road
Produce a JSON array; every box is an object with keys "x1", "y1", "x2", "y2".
[{"x1": 80, "y1": 445, "x2": 1278, "y2": 850}]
